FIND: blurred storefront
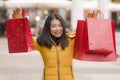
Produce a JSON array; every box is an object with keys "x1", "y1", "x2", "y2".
[
  {"x1": 0, "y1": 0, "x2": 120, "y2": 36},
  {"x1": 71, "y1": 0, "x2": 120, "y2": 30},
  {"x1": 112, "y1": 0, "x2": 120, "y2": 30},
  {"x1": 0, "y1": 8, "x2": 7, "y2": 36},
  {"x1": 1, "y1": 0, "x2": 72, "y2": 36}
]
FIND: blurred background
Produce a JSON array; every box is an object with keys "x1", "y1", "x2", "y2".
[
  {"x1": 0, "y1": 0, "x2": 120, "y2": 36},
  {"x1": 0, "y1": 0, "x2": 120, "y2": 80}
]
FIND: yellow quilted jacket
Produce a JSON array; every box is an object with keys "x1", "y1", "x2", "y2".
[{"x1": 32, "y1": 33, "x2": 76, "y2": 80}]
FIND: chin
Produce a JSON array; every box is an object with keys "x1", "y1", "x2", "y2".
[
  {"x1": 55, "y1": 36, "x2": 61, "y2": 38},
  {"x1": 55, "y1": 35, "x2": 62, "y2": 38}
]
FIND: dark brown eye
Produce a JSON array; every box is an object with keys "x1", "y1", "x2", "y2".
[{"x1": 51, "y1": 25, "x2": 56, "y2": 28}]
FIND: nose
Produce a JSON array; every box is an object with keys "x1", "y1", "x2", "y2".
[{"x1": 56, "y1": 26, "x2": 61, "y2": 30}]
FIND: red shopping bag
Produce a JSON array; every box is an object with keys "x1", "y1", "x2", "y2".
[
  {"x1": 6, "y1": 18, "x2": 35, "y2": 53},
  {"x1": 73, "y1": 18, "x2": 116, "y2": 61}
]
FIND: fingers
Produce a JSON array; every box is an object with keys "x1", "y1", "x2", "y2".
[
  {"x1": 13, "y1": 7, "x2": 21, "y2": 14},
  {"x1": 88, "y1": 9, "x2": 100, "y2": 14},
  {"x1": 12, "y1": 7, "x2": 22, "y2": 19},
  {"x1": 94, "y1": 9, "x2": 100, "y2": 14},
  {"x1": 86, "y1": 9, "x2": 100, "y2": 18}
]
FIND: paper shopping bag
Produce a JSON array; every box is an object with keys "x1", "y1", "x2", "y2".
[
  {"x1": 86, "y1": 18, "x2": 114, "y2": 55},
  {"x1": 6, "y1": 18, "x2": 35, "y2": 53},
  {"x1": 73, "y1": 18, "x2": 116, "y2": 61}
]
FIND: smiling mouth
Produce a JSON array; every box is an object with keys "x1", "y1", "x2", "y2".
[{"x1": 55, "y1": 32, "x2": 62, "y2": 35}]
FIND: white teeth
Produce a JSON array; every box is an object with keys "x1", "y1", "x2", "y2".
[{"x1": 55, "y1": 32, "x2": 60, "y2": 34}]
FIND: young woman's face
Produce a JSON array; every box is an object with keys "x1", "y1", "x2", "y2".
[{"x1": 50, "y1": 19, "x2": 63, "y2": 38}]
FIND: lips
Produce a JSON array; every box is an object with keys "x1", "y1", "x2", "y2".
[
  {"x1": 54, "y1": 31, "x2": 62, "y2": 37},
  {"x1": 55, "y1": 32, "x2": 62, "y2": 35}
]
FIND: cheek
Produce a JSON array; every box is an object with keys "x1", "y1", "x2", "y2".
[
  {"x1": 50, "y1": 27, "x2": 54, "y2": 33},
  {"x1": 60, "y1": 27, "x2": 63, "y2": 31},
  {"x1": 60, "y1": 28, "x2": 63, "y2": 34}
]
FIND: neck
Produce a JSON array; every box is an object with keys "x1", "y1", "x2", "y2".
[{"x1": 50, "y1": 35, "x2": 61, "y2": 45}]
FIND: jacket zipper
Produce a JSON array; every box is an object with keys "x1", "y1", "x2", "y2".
[
  {"x1": 50, "y1": 37, "x2": 60, "y2": 80},
  {"x1": 71, "y1": 65, "x2": 74, "y2": 79},
  {"x1": 56, "y1": 46, "x2": 60, "y2": 80}
]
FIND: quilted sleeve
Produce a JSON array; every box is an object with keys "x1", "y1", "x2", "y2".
[{"x1": 32, "y1": 36, "x2": 40, "y2": 51}]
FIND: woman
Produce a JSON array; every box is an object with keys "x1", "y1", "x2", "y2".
[{"x1": 33, "y1": 14, "x2": 76, "y2": 80}]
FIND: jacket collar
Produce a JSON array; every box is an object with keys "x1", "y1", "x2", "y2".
[{"x1": 50, "y1": 36, "x2": 61, "y2": 47}]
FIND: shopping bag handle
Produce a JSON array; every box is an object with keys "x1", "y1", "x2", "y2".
[{"x1": 92, "y1": 10, "x2": 104, "y2": 19}]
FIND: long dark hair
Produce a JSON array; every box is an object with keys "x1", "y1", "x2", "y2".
[{"x1": 37, "y1": 13, "x2": 69, "y2": 49}]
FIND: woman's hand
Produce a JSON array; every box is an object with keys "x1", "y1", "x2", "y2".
[
  {"x1": 12, "y1": 7, "x2": 22, "y2": 19},
  {"x1": 86, "y1": 9, "x2": 100, "y2": 18}
]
